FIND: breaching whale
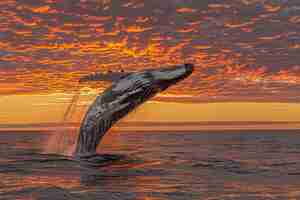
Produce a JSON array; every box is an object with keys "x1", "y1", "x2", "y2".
[{"x1": 74, "y1": 64, "x2": 194, "y2": 158}]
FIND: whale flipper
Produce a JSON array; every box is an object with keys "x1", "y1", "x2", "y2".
[{"x1": 79, "y1": 71, "x2": 132, "y2": 83}]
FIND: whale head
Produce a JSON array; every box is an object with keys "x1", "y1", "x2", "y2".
[
  {"x1": 150, "y1": 63, "x2": 194, "y2": 90},
  {"x1": 101, "y1": 63, "x2": 194, "y2": 106}
]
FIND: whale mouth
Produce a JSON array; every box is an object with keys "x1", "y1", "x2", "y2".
[{"x1": 151, "y1": 63, "x2": 194, "y2": 91}]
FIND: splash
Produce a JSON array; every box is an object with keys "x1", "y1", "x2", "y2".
[{"x1": 44, "y1": 89, "x2": 81, "y2": 156}]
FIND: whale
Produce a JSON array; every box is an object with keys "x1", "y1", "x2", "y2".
[{"x1": 74, "y1": 64, "x2": 194, "y2": 158}]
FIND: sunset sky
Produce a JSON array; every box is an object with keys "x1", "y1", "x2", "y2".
[{"x1": 1, "y1": 0, "x2": 300, "y2": 129}]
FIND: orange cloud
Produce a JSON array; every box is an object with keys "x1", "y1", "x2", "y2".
[
  {"x1": 126, "y1": 25, "x2": 152, "y2": 33},
  {"x1": 176, "y1": 8, "x2": 197, "y2": 14},
  {"x1": 0, "y1": 0, "x2": 299, "y2": 103},
  {"x1": 32, "y1": 5, "x2": 51, "y2": 13}
]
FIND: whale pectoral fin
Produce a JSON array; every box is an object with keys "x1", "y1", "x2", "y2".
[{"x1": 79, "y1": 72, "x2": 132, "y2": 83}]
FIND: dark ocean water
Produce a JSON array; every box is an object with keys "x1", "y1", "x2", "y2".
[{"x1": 1, "y1": 130, "x2": 300, "y2": 200}]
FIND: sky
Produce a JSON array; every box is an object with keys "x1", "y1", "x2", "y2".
[{"x1": 1, "y1": 0, "x2": 300, "y2": 128}]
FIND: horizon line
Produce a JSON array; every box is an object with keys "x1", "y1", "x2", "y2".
[
  {"x1": 1, "y1": 121, "x2": 300, "y2": 132},
  {"x1": 1, "y1": 121, "x2": 300, "y2": 127}
]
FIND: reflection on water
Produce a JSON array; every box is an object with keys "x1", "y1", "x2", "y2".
[
  {"x1": 2, "y1": 131, "x2": 300, "y2": 199},
  {"x1": 1, "y1": 0, "x2": 300, "y2": 102}
]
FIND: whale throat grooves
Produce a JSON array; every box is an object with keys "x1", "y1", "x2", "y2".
[{"x1": 74, "y1": 76, "x2": 155, "y2": 157}]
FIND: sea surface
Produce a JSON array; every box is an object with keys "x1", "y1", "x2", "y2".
[{"x1": 1, "y1": 130, "x2": 300, "y2": 200}]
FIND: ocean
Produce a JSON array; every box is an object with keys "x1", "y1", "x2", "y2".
[{"x1": 1, "y1": 130, "x2": 300, "y2": 200}]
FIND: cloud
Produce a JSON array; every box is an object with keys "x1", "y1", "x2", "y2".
[{"x1": 1, "y1": 0, "x2": 300, "y2": 102}]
